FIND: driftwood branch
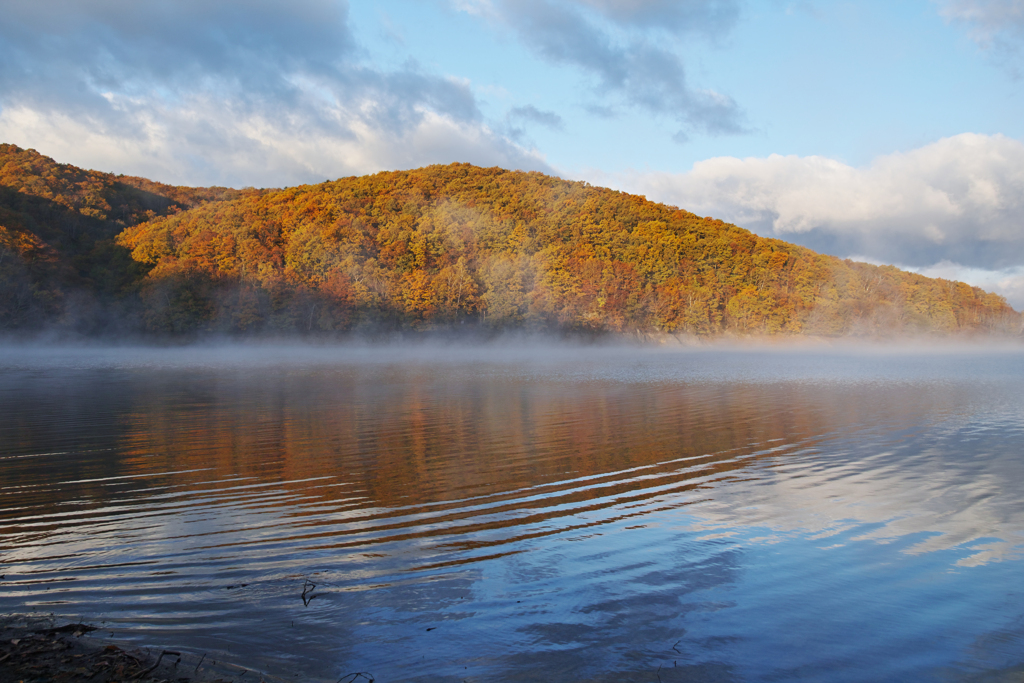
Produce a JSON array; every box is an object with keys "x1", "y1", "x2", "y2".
[
  {"x1": 301, "y1": 578, "x2": 318, "y2": 606},
  {"x1": 337, "y1": 672, "x2": 375, "y2": 683},
  {"x1": 131, "y1": 649, "x2": 180, "y2": 680}
]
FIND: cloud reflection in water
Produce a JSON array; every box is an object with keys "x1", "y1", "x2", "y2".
[{"x1": 0, "y1": 344, "x2": 1022, "y2": 681}]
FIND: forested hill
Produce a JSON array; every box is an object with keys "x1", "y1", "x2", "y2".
[
  {"x1": 0, "y1": 143, "x2": 245, "y2": 331},
  {"x1": 1, "y1": 144, "x2": 1020, "y2": 337}
]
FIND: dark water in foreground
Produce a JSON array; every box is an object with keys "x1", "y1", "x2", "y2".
[{"x1": 1, "y1": 343, "x2": 1023, "y2": 682}]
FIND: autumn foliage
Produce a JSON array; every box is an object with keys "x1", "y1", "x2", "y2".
[
  {"x1": 0, "y1": 143, "x2": 241, "y2": 331},
  {"x1": 1, "y1": 144, "x2": 1019, "y2": 337}
]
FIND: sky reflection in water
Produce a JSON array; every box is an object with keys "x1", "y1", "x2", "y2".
[{"x1": 0, "y1": 344, "x2": 1023, "y2": 682}]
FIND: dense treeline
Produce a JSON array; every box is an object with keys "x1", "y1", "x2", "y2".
[
  {"x1": 0, "y1": 143, "x2": 243, "y2": 332},
  {"x1": 1, "y1": 144, "x2": 1019, "y2": 337},
  {"x1": 116, "y1": 163, "x2": 1019, "y2": 336}
]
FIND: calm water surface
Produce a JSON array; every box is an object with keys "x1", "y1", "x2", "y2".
[{"x1": 1, "y1": 343, "x2": 1023, "y2": 682}]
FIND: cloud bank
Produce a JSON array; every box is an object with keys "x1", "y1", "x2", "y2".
[
  {"x1": 615, "y1": 133, "x2": 1024, "y2": 307},
  {"x1": 0, "y1": 0, "x2": 549, "y2": 187}
]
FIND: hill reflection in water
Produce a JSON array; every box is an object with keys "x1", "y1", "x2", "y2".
[{"x1": 1, "y1": 344, "x2": 1023, "y2": 682}]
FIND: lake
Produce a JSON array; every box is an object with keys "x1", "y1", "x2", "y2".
[{"x1": 1, "y1": 341, "x2": 1023, "y2": 682}]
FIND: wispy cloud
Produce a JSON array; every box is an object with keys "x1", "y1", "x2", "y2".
[
  {"x1": 0, "y1": 0, "x2": 551, "y2": 186},
  {"x1": 454, "y1": 0, "x2": 747, "y2": 140},
  {"x1": 940, "y1": 0, "x2": 1024, "y2": 43},
  {"x1": 574, "y1": 0, "x2": 739, "y2": 34},
  {"x1": 939, "y1": 0, "x2": 1024, "y2": 75},
  {"x1": 508, "y1": 105, "x2": 565, "y2": 131}
]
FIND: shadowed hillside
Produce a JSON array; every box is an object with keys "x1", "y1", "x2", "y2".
[
  {"x1": 1, "y1": 145, "x2": 1018, "y2": 337},
  {"x1": 0, "y1": 144, "x2": 246, "y2": 332}
]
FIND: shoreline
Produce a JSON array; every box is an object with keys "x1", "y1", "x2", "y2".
[
  {"x1": 0, "y1": 615, "x2": 294, "y2": 683},
  {"x1": 0, "y1": 321, "x2": 1021, "y2": 350}
]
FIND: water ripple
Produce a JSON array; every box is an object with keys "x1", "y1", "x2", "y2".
[{"x1": 1, "y1": 347, "x2": 1023, "y2": 681}]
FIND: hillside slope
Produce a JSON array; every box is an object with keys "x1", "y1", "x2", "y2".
[
  {"x1": 0, "y1": 144, "x2": 244, "y2": 331},
  {"x1": 117, "y1": 163, "x2": 1018, "y2": 336},
  {"x1": 0, "y1": 144, "x2": 1017, "y2": 337}
]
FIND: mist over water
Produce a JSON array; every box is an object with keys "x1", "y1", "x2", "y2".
[{"x1": 1, "y1": 342, "x2": 1023, "y2": 682}]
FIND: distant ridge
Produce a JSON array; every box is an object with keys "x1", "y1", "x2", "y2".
[{"x1": 0, "y1": 143, "x2": 1019, "y2": 337}]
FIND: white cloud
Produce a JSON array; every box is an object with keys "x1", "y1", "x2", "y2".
[
  {"x1": 0, "y1": 100, "x2": 549, "y2": 188},
  {"x1": 0, "y1": 0, "x2": 551, "y2": 186},
  {"x1": 611, "y1": 133, "x2": 1024, "y2": 274}
]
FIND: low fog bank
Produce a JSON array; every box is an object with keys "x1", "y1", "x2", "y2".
[{"x1": 1, "y1": 330, "x2": 1022, "y2": 373}]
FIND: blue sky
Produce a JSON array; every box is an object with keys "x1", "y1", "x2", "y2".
[
  {"x1": 2, "y1": 0, "x2": 1023, "y2": 305},
  {"x1": 352, "y1": 1, "x2": 1021, "y2": 170}
]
